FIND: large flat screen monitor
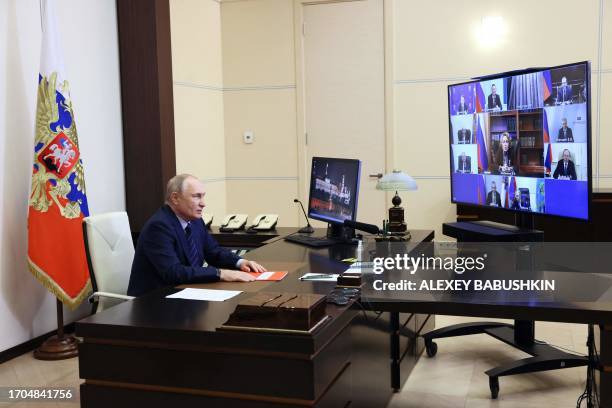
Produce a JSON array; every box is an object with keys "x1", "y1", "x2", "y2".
[
  {"x1": 307, "y1": 157, "x2": 361, "y2": 224},
  {"x1": 448, "y1": 61, "x2": 591, "y2": 220}
]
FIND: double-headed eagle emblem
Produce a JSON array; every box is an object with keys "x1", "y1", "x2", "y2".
[{"x1": 29, "y1": 72, "x2": 86, "y2": 219}]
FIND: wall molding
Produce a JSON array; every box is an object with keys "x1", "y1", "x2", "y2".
[
  {"x1": 412, "y1": 176, "x2": 450, "y2": 180},
  {"x1": 395, "y1": 77, "x2": 469, "y2": 85},
  {"x1": 202, "y1": 176, "x2": 299, "y2": 183},
  {"x1": 174, "y1": 81, "x2": 295, "y2": 92},
  {"x1": 174, "y1": 81, "x2": 223, "y2": 92},
  {"x1": 224, "y1": 84, "x2": 296, "y2": 91}
]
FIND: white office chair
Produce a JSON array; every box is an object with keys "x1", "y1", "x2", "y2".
[{"x1": 83, "y1": 211, "x2": 135, "y2": 313}]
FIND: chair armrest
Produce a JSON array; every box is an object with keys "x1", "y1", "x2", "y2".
[{"x1": 89, "y1": 291, "x2": 135, "y2": 303}]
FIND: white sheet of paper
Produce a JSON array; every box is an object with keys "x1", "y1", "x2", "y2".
[
  {"x1": 256, "y1": 272, "x2": 274, "y2": 281},
  {"x1": 299, "y1": 273, "x2": 339, "y2": 282},
  {"x1": 166, "y1": 288, "x2": 242, "y2": 302},
  {"x1": 347, "y1": 261, "x2": 375, "y2": 274}
]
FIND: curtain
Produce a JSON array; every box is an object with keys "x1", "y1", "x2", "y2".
[{"x1": 508, "y1": 72, "x2": 543, "y2": 110}]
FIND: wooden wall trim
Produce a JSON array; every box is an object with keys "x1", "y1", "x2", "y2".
[{"x1": 116, "y1": 0, "x2": 176, "y2": 232}]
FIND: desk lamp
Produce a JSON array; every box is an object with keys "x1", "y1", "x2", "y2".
[{"x1": 376, "y1": 170, "x2": 417, "y2": 240}]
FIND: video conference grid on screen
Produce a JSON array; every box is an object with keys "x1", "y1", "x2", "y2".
[{"x1": 448, "y1": 62, "x2": 590, "y2": 220}]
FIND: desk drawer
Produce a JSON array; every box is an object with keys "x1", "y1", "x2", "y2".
[
  {"x1": 79, "y1": 324, "x2": 351, "y2": 401},
  {"x1": 80, "y1": 361, "x2": 351, "y2": 408}
]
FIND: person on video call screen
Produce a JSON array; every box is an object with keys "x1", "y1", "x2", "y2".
[
  {"x1": 487, "y1": 84, "x2": 502, "y2": 111},
  {"x1": 486, "y1": 181, "x2": 502, "y2": 206},
  {"x1": 557, "y1": 118, "x2": 574, "y2": 142},
  {"x1": 553, "y1": 149, "x2": 577, "y2": 180},
  {"x1": 457, "y1": 152, "x2": 471, "y2": 173},
  {"x1": 495, "y1": 132, "x2": 515, "y2": 175}
]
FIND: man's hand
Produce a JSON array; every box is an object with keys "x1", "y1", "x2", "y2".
[
  {"x1": 239, "y1": 260, "x2": 267, "y2": 273},
  {"x1": 219, "y1": 269, "x2": 256, "y2": 282}
]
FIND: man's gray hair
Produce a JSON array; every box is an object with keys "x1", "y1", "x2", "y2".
[{"x1": 165, "y1": 174, "x2": 197, "y2": 202}]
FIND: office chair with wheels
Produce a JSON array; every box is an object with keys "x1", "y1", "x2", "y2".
[{"x1": 83, "y1": 211, "x2": 136, "y2": 313}]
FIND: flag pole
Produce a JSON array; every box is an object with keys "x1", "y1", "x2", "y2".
[{"x1": 33, "y1": 299, "x2": 78, "y2": 360}]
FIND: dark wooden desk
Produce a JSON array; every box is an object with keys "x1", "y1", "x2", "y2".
[
  {"x1": 360, "y1": 241, "x2": 612, "y2": 406},
  {"x1": 76, "y1": 229, "x2": 435, "y2": 408},
  {"x1": 210, "y1": 226, "x2": 300, "y2": 248},
  {"x1": 77, "y1": 232, "x2": 612, "y2": 406}
]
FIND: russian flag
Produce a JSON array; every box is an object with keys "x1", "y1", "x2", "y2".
[
  {"x1": 543, "y1": 70, "x2": 552, "y2": 101},
  {"x1": 543, "y1": 109, "x2": 552, "y2": 175},
  {"x1": 544, "y1": 144, "x2": 552, "y2": 176},
  {"x1": 475, "y1": 83, "x2": 486, "y2": 112},
  {"x1": 543, "y1": 109, "x2": 550, "y2": 143},
  {"x1": 509, "y1": 176, "x2": 517, "y2": 205},
  {"x1": 503, "y1": 177, "x2": 509, "y2": 208},
  {"x1": 27, "y1": 0, "x2": 92, "y2": 309},
  {"x1": 477, "y1": 175, "x2": 486, "y2": 205},
  {"x1": 476, "y1": 115, "x2": 488, "y2": 172}
]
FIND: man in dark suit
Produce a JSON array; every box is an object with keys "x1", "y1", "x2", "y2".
[
  {"x1": 557, "y1": 76, "x2": 572, "y2": 104},
  {"x1": 510, "y1": 191, "x2": 521, "y2": 210},
  {"x1": 487, "y1": 84, "x2": 502, "y2": 111},
  {"x1": 557, "y1": 118, "x2": 574, "y2": 142},
  {"x1": 553, "y1": 149, "x2": 578, "y2": 180},
  {"x1": 486, "y1": 181, "x2": 501, "y2": 206},
  {"x1": 457, "y1": 95, "x2": 469, "y2": 114},
  {"x1": 457, "y1": 152, "x2": 471, "y2": 173},
  {"x1": 457, "y1": 128, "x2": 472, "y2": 144},
  {"x1": 127, "y1": 174, "x2": 266, "y2": 296}
]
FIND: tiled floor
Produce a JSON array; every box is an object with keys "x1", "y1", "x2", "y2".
[
  {"x1": 0, "y1": 316, "x2": 589, "y2": 407},
  {"x1": 389, "y1": 316, "x2": 589, "y2": 408},
  {"x1": 0, "y1": 349, "x2": 81, "y2": 407}
]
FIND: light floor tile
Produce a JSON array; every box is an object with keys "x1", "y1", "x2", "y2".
[{"x1": 389, "y1": 391, "x2": 466, "y2": 408}]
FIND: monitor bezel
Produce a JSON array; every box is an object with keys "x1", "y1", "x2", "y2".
[
  {"x1": 307, "y1": 156, "x2": 361, "y2": 225},
  {"x1": 447, "y1": 61, "x2": 592, "y2": 222}
]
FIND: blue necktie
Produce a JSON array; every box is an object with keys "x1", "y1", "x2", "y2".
[{"x1": 185, "y1": 223, "x2": 201, "y2": 267}]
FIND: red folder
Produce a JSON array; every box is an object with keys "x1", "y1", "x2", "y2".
[{"x1": 248, "y1": 271, "x2": 288, "y2": 281}]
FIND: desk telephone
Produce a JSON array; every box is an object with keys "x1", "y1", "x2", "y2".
[
  {"x1": 247, "y1": 214, "x2": 279, "y2": 232},
  {"x1": 220, "y1": 214, "x2": 279, "y2": 233},
  {"x1": 220, "y1": 214, "x2": 248, "y2": 232},
  {"x1": 202, "y1": 214, "x2": 213, "y2": 229}
]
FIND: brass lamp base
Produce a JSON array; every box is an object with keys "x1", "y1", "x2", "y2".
[{"x1": 375, "y1": 232, "x2": 411, "y2": 242}]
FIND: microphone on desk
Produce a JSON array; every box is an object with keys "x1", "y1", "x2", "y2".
[
  {"x1": 343, "y1": 220, "x2": 381, "y2": 235},
  {"x1": 293, "y1": 199, "x2": 314, "y2": 234}
]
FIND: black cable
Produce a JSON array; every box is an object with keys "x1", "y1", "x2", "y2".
[
  {"x1": 590, "y1": 324, "x2": 600, "y2": 408},
  {"x1": 576, "y1": 324, "x2": 598, "y2": 408},
  {"x1": 352, "y1": 299, "x2": 370, "y2": 322}
]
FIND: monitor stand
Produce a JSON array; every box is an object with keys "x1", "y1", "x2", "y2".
[
  {"x1": 425, "y1": 216, "x2": 587, "y2": 399},
  {"x1": 327, "y1": 223, "x2": 357, "y2": 245}
]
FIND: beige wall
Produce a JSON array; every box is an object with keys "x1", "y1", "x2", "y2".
[
  {"x1": 393, "y1": 0, "x2": 610, "y2": 235},
  {"x1": 171, "y1": 0, "x2": 299, "y2": 227},
  {"x1": 221, "y1": 0, "x2": 299, "y2": 227},
  {"x1": 171, "y1": 0, "x2": 612, "y2": 236},
  {"x1": 170, "y1": 0, "x2": 227, "y2": 222}
]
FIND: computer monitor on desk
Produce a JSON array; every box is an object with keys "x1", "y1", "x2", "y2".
[{"x1": 286, "y1": 157, "x2": 361, "y2": 247}]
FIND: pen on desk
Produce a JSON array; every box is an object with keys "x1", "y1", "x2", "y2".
[{"x1": 300, "y1": 274, "x2": 334, "y2": 280}]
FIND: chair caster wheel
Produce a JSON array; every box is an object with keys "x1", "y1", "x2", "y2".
[
  {"x1": 425, "y1": 340, "x2": 437, "y2": 357},
  {"x1": 489, "y1": 376, "x2": 499, "y2": 399}
]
